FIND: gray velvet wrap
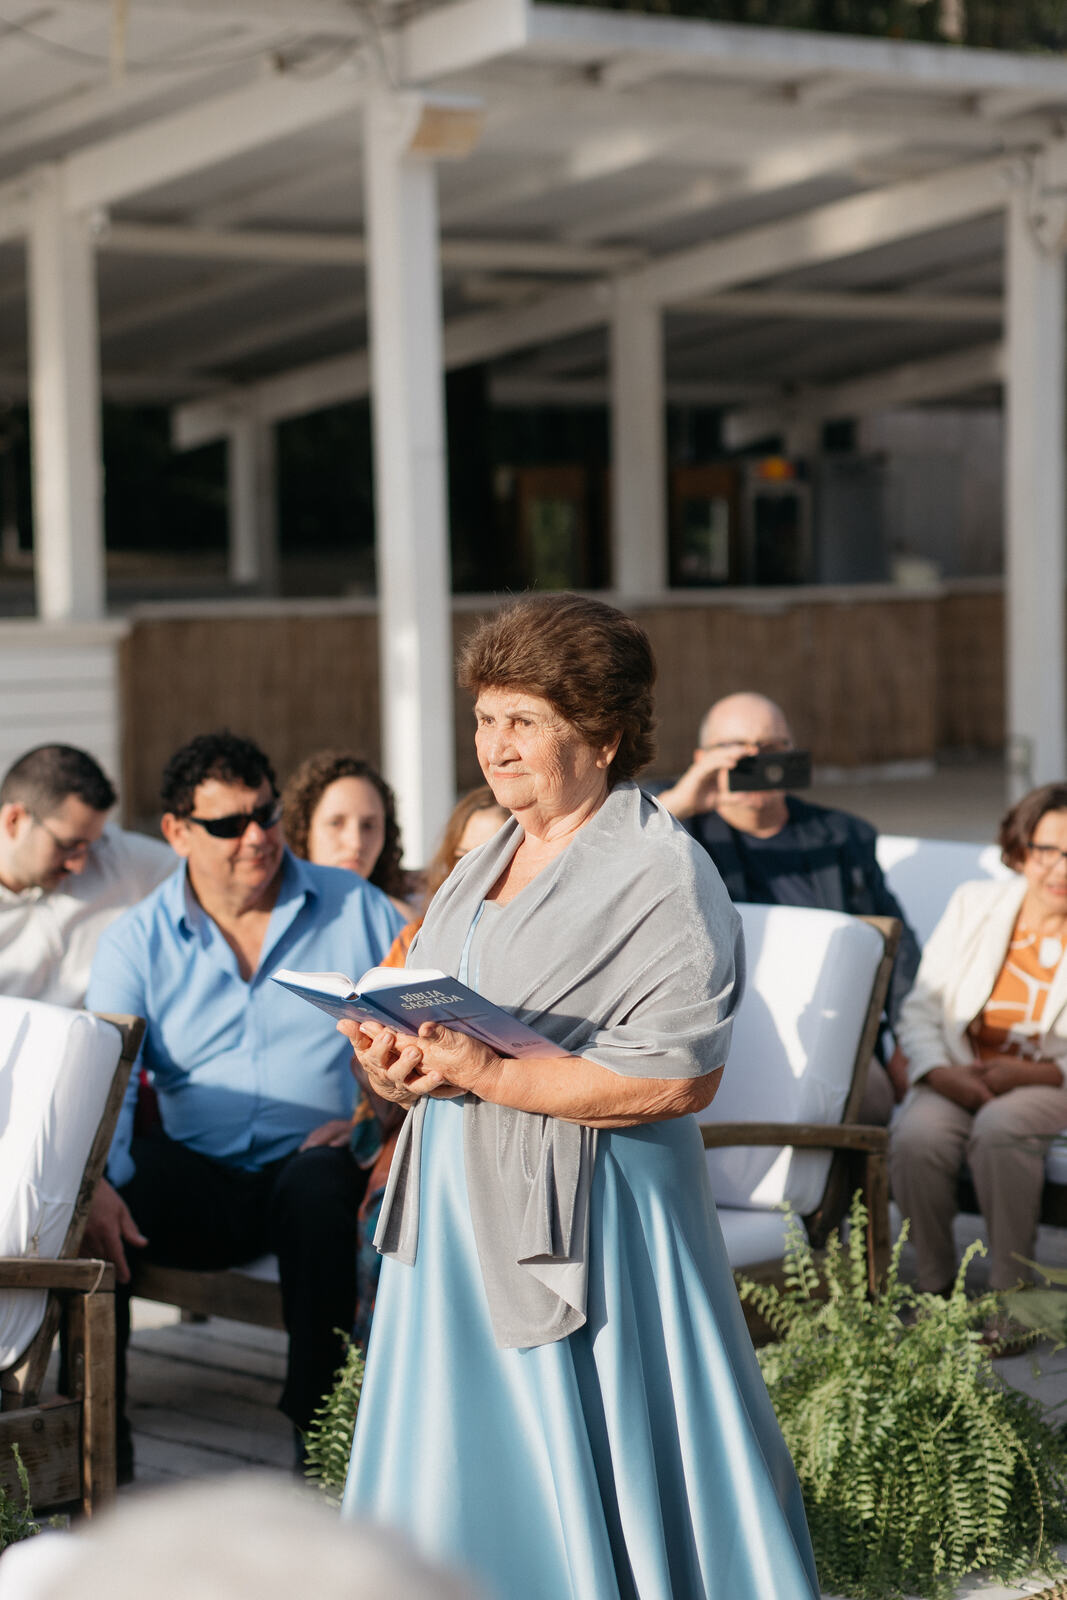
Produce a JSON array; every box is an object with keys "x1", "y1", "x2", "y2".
[{"x1": 374, "y1": 780, "x2": 744, "y2": 1349}]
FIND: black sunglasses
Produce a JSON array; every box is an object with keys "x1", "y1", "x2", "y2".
[{"x1": 184, "y1": 799, "x2": 282, "y2": 840}]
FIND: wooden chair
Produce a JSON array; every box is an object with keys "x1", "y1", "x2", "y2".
[
  {"x1": 129, "y1": 1256, "x2": 284, "y2": 1332},
  {"x1": 699, "y1": 905, "x2": 900, "y2": 1322},
  {"x1": 0, "y1": 1007, "x2": 144, "y2": 1517}
]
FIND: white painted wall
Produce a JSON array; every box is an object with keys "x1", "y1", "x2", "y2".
[{"x1": 0, "y1": 622, "x2": 127, "y2": 799}]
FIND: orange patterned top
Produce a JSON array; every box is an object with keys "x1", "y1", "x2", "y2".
[{"x1": 968, "y1": 918, "x2": 1066, "y2": 1062}]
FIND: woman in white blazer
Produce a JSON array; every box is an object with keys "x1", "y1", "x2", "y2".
[{"x1": 891, "y1": 783, "x2": 1067, "y2": 1294}]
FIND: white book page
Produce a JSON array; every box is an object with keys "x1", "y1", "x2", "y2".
[
  {"x1": 355, "y1": 966, "x2": 447, "y2": 991},
  {"x1": 273, "y1": 969, "x2": 356, "y2": 998}
]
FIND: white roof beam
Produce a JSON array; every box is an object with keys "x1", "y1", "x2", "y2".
[
  {"x1": 47, "y1": 0, "x2": 377, "y2": 37},
  {"x1": 788, "y1": 75, "x2": 863, "y2": 110},
  {"x1": 100, "y1": 266, "x2": 281, "y2": 343},
  {"x1": 628, "y1": 155, "x2": 1008, "y2": 307},
  {"x1": 99, "y1": 218, "x2": 638, "y2": 274},
  {"x1": 687, "y1": 288, "x2": 1002, "y2": 324},
  {"x1": 174, "y1": 282, "x2": 608, "y2": 445},
  {"x1": 724, "y1": 340, "x2": 1005, "y2": 448},
  {"x1": 61, "y1": 62, "x2": 367, "y2": 214},
  {"x1": 441, "y1": 125, "x2": 682, "y2": 227},
  {"x1": 565, "y1": 128, "x2": 904, "y2": 244},
  {"x1": 484, "y1": 75, "x2": 1057, "y2": 154},
  {"x1": 973, "y1": 87, "x2": 1062, "y2": 120},
  {"x1": 192, "y1": 154, "x2": 363, "y2": 228},
  {"x1": 0, "y1": 59, "x2": 249, "y2": 162},
  {"x1": 390, "y1": 0, "x2": 528, "y2": 83},
  {"x1": 184, "y1": 290, "x2": 364, "y2": 371},
  {"x1": 528, "y1": 3, "x2": 1067, "y2": 100},
  {"x1": 173, "y1": 150, "x2": 1014, "y2": 444}
]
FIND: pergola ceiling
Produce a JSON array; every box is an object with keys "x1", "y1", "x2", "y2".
[{"x1": 2, "y1": 1, "x2": 1066, "y2": 428}]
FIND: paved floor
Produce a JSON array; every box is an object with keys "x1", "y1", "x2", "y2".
[
  {"x1": 121, "y1": 1251, "x2": 1067, "y2": 1600},
  {"x1": 808, "y1": 752, "x2": 1008, "y2": 843}
]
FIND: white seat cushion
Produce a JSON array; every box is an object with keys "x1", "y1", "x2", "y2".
[
  {"x1": 718, "y1": 1208, "x2": 792, "y2": 1270},
  {"x1": 1046, "y1": 1140, "x2": 1067, "y2": 1186},
  {"x1": 700, "y1": 903, "x2": 884, "y2": 1217},
  {"x1": 0, "y1": 1000, "x2": 123, "y2": 1371},
  {"x1": 876, "y1": 834, "x2": 1013, "y2": 947}
]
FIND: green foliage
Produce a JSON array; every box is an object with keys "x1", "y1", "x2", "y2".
[
  {"x1": 738, "y1": 1196, "x2": 1067, "y2": 1599},
  {"x1": 1005, "y1": 1259, "x2": 1067, "y2": 1367},
  {"x1": 302, "y1": 1337, "x2": 365, "y2": 1506},
  {"x1": 0, "y1": 1446, "x2": 46, "y2": 1552}
]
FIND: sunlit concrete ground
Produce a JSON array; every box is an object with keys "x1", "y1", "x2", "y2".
[{"x1": 809, "y1": 752, "x2": 1008, "y2": 844}]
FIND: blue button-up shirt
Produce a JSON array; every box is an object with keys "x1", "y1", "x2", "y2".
[{"x1": 87, "y1": 849, "x2": 404, "y2": 1189}]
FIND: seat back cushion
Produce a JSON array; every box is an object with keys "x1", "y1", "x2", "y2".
[
  {"x1": 699, "y1": 903, "x2": 883, "y2": 1216},
  {"x1": 0, "y1": 1000, "x2": 122, "y2": 1371},
  {"x1": 876, "y1": 834, "x2": 1013, "y2": 947}
]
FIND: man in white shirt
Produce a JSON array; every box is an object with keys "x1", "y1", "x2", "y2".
[{"x1": 0, "y1": 744, "x2": 173, "y2": 1006}]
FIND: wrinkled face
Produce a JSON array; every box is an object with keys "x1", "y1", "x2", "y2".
[
  {"x1": 306, "y1": 776, "x2": 387, "y2": 880},
  {"x1": 474, "y1": 688, "x2": 616, "y2": 823},
  {"x1": 165, "y1": 778, "x2": 283, "y2": 905},
  {"x1": 1021, "y1": 808, "x2": 1067, "y2": 914},
  {"x1": 0, "y1": 794, "x2": 109, "y2": 892},
  {"x1": 454, "y1": 806, "x2": 508, "y2": 864}
]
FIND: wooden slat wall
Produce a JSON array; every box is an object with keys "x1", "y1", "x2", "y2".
[
  {"x1": 936, "y1": 587, "x2": 1005, "y2": 752},
  {"x1": 121, "y1": 612, "x2": 381, "y2": 819},
  {"x1": 120, "y1": 593, "x2": 973, "y2": 825}
]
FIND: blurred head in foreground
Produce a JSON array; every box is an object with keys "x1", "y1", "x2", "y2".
[{"x1": 1, "y1": 1475, "x2": 481, "y2": 1600}]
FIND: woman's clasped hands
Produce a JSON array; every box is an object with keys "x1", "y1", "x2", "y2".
[{"x1": 338, "y1": 1016, "x2": 501, "y2": 1109}]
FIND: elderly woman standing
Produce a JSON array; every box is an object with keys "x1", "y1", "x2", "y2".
[
  {"x1": 892, "y1": 782, "x2": 1067, "y2": 1297},
  {"x1": 339, "y1": 595, "x2": 817, "y2": 1600}
]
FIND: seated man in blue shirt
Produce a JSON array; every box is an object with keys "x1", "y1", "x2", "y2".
[
  {"x1": 657, "y1": 692, "x2": 920, "y2": 1122},
  {"x1": 83, "y1": 732, "x2": 403, "y2": 1475}
]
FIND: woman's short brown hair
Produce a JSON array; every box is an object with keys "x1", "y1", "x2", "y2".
[
  {"x1": 457, "y1": 593, "x2": 656, "y2": 783},
  {"x1": 997, "y1": 782, "x2": 1067, "y2": 870},
  {"x1": 281, "y1": 750, "x2": 406, "y2": 898}
]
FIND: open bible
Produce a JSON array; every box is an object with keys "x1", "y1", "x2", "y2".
[{"x1": 271, "y1": 966, "x2": 566, "y2": 1060}]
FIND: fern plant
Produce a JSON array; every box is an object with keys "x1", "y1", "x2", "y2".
[
  {"x1": 739, "y1": 1195, "x2": 1067, "y2": 1600},
  {"x1": 302, "y1": 1336, "x2": 365, "y2": 1505},
  {"x1": 0, "y1": 1446, "x2": 47, "y2": 1552}
]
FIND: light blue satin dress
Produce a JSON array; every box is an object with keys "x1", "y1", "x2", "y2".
[{"x1": 342, "y1": 1091, "x2": 819, "y2": 1600}]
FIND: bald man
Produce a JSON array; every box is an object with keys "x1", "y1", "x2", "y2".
[{"x1": 658, "y1": 693, "x2": 921, "y2": 1121}]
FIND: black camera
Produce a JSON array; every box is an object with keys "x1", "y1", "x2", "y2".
[{"x1": 727, "y1": 750, "x2": 812, "y2": 792}]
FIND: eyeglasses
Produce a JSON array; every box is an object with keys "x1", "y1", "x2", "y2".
[
  {"x1": 31, "y1": 815, "x2": 95, "y2": 858},
  {"x1": 1027, "y1": 842, "x2": 1067, "y2": 868},
  {"x1": 184, "y1": 799, "x2": 282, "y2": 839}
]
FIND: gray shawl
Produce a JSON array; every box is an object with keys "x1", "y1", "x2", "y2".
[{"x1": 375, "y1": 780, "x2": 744, "y2": 1349}]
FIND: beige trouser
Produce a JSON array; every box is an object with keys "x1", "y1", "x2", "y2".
[{"x1": 889, "y1": 1080, "x2": 1067, "y2": 1290}]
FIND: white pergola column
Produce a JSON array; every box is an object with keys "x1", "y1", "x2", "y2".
[
  {"x1": 363, "y1": 92, "x2": 455, "y2": 865},
  {"x1": 1004, "y1": 182, "x2": 1067, "y2": 799},
  {"x1": 27, "y1": 165, "x2": 105, "y2": 621},
  {"x1": 227, "y1": 414, "x2": 279, "y2": 592},
  {"x1": 610, "y1": 285, "x2": 667, "y2": 595}
]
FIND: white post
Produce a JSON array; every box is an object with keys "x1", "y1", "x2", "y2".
[
  {"x1": 227, "y1": 414, "x2": 279, "y2": 591},
  {"x1": 1004, "y1": 182, "x2": 1066, "y2": 799},
  {"x1": 26, "y1": 165, "x2": 105, "y2": 621},
  {"x1": 363, "y1": 91, "x2": 455, "y2": 865},
  {"x1": 610, "y1": 285, "x2": 667, "y2": 595}
]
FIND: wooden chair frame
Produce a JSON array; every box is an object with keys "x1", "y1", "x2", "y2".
[
  {"x1": 702, "y1": 915, "x2": 901, "y2": 1314},
  {"x1": 0, "y1": 1013, "x2": 144, "y2": 1517}
]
